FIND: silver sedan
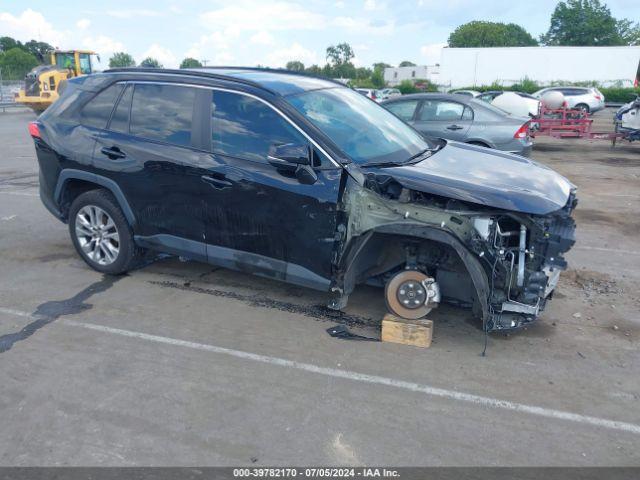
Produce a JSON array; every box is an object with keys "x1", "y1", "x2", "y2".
[{"x1": 382, "y1": 93, "x2": 533, "y2": 157}]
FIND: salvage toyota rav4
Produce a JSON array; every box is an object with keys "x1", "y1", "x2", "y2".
[{"x1": 30, "y1": 68, "x2": 576, "y2": 331}]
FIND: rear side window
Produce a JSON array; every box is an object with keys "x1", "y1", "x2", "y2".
[
  {"x1": 211, "y1": 91, "x2": 306, "y2": 162},
  {"x1": 109, "y1": 85, "x2": 132, "y2": 134},
  {"x1": 130, "y1": 84, "x2": 196, "y2": 147},
  {"x1": 418, "y1": 101, "x2": 466, "y2": 121},
  {"x1": 80, "y1": 84, "x2": 123, "y2": 129},
  {"x1": 385, "y1": 100, "x2": 418, "y2": 121}
]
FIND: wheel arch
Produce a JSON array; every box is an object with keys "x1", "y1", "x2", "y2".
[
  {"x1": 54, "y1": 169, "x2": 136, "y2": 227},
  {"x1": 338, "y1": 223, "x2": 490, "y2": 321}
]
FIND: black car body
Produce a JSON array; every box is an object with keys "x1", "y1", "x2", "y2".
[{"x1": 30, "y1": 68, "x2": 576, "y2": 331}]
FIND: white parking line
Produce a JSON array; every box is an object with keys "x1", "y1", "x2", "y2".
[
  {"x1": 0, "y1": 190, "x2": 39, "y2": 197},
  {"x1": 1, "y1": 306, "x2": 637, "y2": 435}
]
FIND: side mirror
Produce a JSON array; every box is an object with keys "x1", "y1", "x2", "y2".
[
  {"x1": 267, "y1": 143, "x2": 311, "y2": 168},
  {"x1": 268, "y1": 143, "x2": 317, "y2": 185}
]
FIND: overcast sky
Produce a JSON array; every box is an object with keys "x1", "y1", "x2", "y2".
[{"x1": 2, "y1": 0, "x2": 639, "y2": 69}]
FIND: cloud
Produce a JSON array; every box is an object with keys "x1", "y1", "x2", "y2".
[
  {"x1": 106, "y1": 9, "x2": 162, "y2": 19},
  {"x1": 364, "y1": 0, "x2": 383, "y2": 10},
  {"x1": 420, "y1": 42, "x2": 447, "y2": 64},
  {"x1": 142, "y1": 44, "x2": 177, "y2": 68},
  {"x1": 185, "y1": 31, "x2": 232, "y2": 63},
  {"x1": 264, "y1": 43, "x2": 319, "y2": 68},
  {"x1": 250, "y1": 30, "x2": 275, "y2": 46},
  {"x1": 76, "y1": 18, "x2": 91, "y2": 30},
  {"x1": 332, "y1": 16, "x2": 394, "y2": 35},
  {"x1": 200, "y1": 2, "x2": 325, "y2": 33},
  {"x1": 82, "y1": 35, "x2": 123, "y2": 55},
  {"x1": 0, "y1": 9, "x2": 67, "y2": 47}
]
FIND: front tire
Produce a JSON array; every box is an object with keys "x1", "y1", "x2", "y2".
[{"x1": 68, "y1": 189, "x2": 144, "y2": 274}]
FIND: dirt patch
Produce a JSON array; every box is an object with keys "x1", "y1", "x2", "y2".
[
  {"x1": 596, "y1": 157, "x2": 640, "y2": 167},
  {"x1": 561, "y1": 269, "x2": 623, "y2": 299},
  {"x1": 573, "y1": 208, "x2": 640, "y2": 236}
]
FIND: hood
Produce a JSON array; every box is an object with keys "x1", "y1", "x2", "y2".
[{"x1": 363, "y1": 142, "x2": 573, "y2": 215}]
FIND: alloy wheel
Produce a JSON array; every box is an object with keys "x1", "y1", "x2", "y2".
[{"x1": 75, "y1": 205, "x2": 120, "y2": 265}]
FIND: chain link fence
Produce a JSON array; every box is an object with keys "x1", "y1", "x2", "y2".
[{"x1": 0, "y1": 67, "x2": 24, "y2": 108}]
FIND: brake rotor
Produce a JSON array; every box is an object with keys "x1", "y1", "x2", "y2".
[{"x1": 385, "y1": 270, "x2": 435, "y2": 320}]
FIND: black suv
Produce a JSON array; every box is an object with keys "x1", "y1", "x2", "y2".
[{"x1": 30, "y1": 68, "x2": 576, "y2": 331}]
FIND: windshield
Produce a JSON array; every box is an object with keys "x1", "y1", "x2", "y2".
[{"x1": 286, "y1": 87, "x2": 432, "y2": 165}]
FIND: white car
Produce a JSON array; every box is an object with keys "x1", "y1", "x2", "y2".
[
  {"x1": 477, "y1": 91, "x2": 541, "y2": 117},
  {"x1": 378, "y1": 88, "x2": 401, "y2": 101},
  {"x1": 533, "y1": 86, "x2": 605, "y2": 114},
  {"x1": 355, "y1": 88, "x2": 380, "y2": 101},
  {"x1": 451, "y1": 90, "x2": 481, "y2": 98}
]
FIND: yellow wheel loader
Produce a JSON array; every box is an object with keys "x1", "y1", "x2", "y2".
[{"x1": 15, "y1": 50, "x2": 99, "y2": 112}]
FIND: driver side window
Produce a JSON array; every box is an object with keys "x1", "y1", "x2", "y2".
[{"x1": 211, "y1": 91, "x2": 307, "y2": 163}]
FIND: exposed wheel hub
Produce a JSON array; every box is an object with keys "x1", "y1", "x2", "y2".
[
  {"x1": 396, "y1": 281, "x2": 427, "y2": 309},
  {"x1": 385, "y1": 270, "x2": 441, "y2": 320}
]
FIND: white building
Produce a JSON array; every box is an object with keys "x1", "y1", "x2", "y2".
[
  {"x1": 438, "y1": 46, "x2": 640, "y2": 89},
  {"x1": 384, "y1": 65, "x2": 440, "y2": 86}
]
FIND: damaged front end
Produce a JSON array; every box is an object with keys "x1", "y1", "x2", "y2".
[
  {"x1": 331, "y1": 165, "x2": 577, "y2": 332},
  {"x1": 471, "y1": 192, "x2": 577, "y2": 330}
]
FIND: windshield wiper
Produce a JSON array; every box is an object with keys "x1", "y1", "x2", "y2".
[{"x1": 365, "y1": 148, "x2": 434, "y2": 168}]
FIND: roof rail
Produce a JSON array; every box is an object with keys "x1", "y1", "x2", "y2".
[
  {"x1": 196, "y1": 66, "x2": 348, "y2": 88},
  {"x1": 102, "y1": 67, "x2": 276, "y2": 94}
]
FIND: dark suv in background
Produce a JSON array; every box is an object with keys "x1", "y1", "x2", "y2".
[{"x1": 29, "y1": 68, "x2": 576, "y2": 331}]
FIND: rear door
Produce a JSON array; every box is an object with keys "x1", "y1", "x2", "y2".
[
  {"x1": 413, "y1": 99, "x2": 473, "y2": 141},
  {"x1": 92, "y1": 82, "x2": 210, "y2": 258},
  {"x1": 200, "y1": 89, "x2": 342, "y2": 288}
]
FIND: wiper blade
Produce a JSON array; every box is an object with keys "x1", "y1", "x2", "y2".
[{"x1": 366, "y1": 148, "x2": 433, "y2": 168}]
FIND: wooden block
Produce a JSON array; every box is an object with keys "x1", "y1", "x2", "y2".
[{"x1": 381, "y1": 314, "x2": 433, "y2": 348}]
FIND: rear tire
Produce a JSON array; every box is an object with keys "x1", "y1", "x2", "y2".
[
  {"x1": 68, "y1": 189, "x2": 144, "y2": 274},
  {"x1": 575, "y1": 103, "x2": 590, "y2": 114}
]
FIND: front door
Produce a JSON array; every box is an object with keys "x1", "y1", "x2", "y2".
[
  {"x1": 413, "y1": 99, "x2": 473, "y2": 141},
  {"x1": 201, "y1": 90, "x2": 342, "y2": 289}
]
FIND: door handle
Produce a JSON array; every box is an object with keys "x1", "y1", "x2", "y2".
[
  {"x1": 446, "y1": 125, "x2": 464, "y2": 130},
  {"x1": 100, "y1": 146, "x2": 126, "y2": 159},
  {"x1": 201, "y1": 175, "x2": 232, "y2": 190}
]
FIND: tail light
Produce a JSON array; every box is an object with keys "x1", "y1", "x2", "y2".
[
  {"x1": 28, "y1": 121, "x2": 41, "y2": 139},
  {"x1": 594, "y1": 93, "x2": 602, "y2": 100},
  {"x1": 514, "y1": 122, "x2": 530, "y2": 139},
  {"x1": 371, "y1": 92, "x2": 377, "y2": 100}
]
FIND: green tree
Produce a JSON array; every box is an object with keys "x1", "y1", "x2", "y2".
[
  {"x1": 180, "y1": 57, "x2": 203, "y2": 68},
  {"x1": 355, "y1": 67, "x2": 372, "y2": 80},
  {"x1": 0, "y1": 47, "x2": 38, "y2": 79},
  {"x1": 398, "y1": 60, "x2": 416, "y2": 67},
  {"x1": 286, "y1": 60, "x2": 305, "y2": 72},
  {"x1": 541, "y1": 0, "x2": 640, "y2": 46},
  {"x1": 0, "y1": 36, "x2": 21, "y2": 53},
  {"x1": 139, "y1": 57, "x2": 162, "y2": 68},
  {"x1": 23, "y1": 40, "x2": 53, "y2": 63},
  {"x1": 326, "y1": 43, "x2": 354, "y2": 66},
  {"x1": 448, "y1": 21, "x2": 538, "y2": 47},
  {"x1": 372, "y1": 62, "x2": 391, "y2": 72},
  {"x1": 305, "y1": 64, "x2": 323, "y2": 76},
  {"x1": 370, "y1": 69, "x2": 385, "y2": 88},
  {"x1": 109, "y1": 52, "x2": 136, "y2": 68},
  {"x1": 397, "y1": 80, "x2": 418, "y2": 94}
]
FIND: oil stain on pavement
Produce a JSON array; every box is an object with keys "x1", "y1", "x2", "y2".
[{"x1": 0, "y1": 275, "x2": 122, "y2": 353}]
